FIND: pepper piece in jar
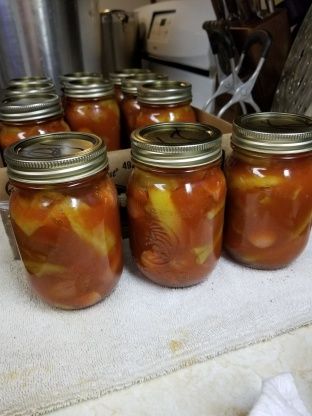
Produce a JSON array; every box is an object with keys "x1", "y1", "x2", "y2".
[
  {"x1": 10, "y1": 175, "x2": 123, "y2": 309},
  {"x1": 127, "y1": 166, "x2": 226, "y2": 287}
]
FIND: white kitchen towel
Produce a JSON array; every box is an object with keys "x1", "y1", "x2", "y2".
[
  {"x1": 0, "y1": 221, "x2": 312, "y2": 416},
  {"x1": 250, "y1": 373, "x2": 311, "y2": 416}
]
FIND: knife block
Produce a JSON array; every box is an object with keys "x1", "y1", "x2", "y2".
[{"x1": 229, "y1": 7, "x2": 291, "y2": 112}]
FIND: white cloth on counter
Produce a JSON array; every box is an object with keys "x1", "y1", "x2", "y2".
[
  {"x1": 0, "y1": 221, "x2": 312, "y2": 416},
  {"x1": 250, "y1": 373, "x2": 311, "y2": 416}
]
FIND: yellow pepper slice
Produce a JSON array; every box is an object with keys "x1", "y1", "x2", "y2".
[
  {"x1": 192, "y1": 244, "x2": 213, "y2": 265},
  {"x1": 148, "y1": 187, "x2": 181, "y2": 234},
  {"x1": 12, "y1": 192, "x2": 115, "y2": 256},
  {"x1": 206, "y1": 201, "x2": 225, "y2": 220},
  {"x1": 61, "y1": 198, "x2": 115, "y2": 256},
  {"x1": 228, "y1": 175, "x2": 283, "y2": 190},
  {"x1": 292, "y1": 211, "x2": 312, "y2": 238},
  {"x1": 10, "y1": 191, "x2": 64, "y2": 236},
  {"x1": 192, "y1": 228, "x2": 222, "y2": 264},
  {"x1": 24, "y1": 260, "x2": 66, "y2": 278}
]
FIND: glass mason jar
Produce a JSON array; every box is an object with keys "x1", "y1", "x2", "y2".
[
  {"x1": 0, "y1": 93, "x2": 70, "y2": 152},
  {"x1": 224, "y1": 112, "x2": 312, "y2": 269},
  {"x1": 127, "y1": 122, "x2": 226, "y2": 287},
  {"x1": 59, "y1": 72, "x2": 104, "y2": 106},
  {"x1": 135, "y1": 80, "x2": 197, "y2": 129},
  {"x1": 4, "y1": 132, "x2": 123, "y2": 309},
  {"x1": 63, "y1": 78, "x2": 120, "y2": 151},
  {"x1": 109, "y1": 69, "x2": 151, "y2": 104},
  {"x1": 120, "y1": 73, "x2": 168, "y2": 148},
  {"x1": 109, "y1": 71, "x2": 133, "y2": 104}
]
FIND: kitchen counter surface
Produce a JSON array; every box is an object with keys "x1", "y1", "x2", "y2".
[{"x1": 50, "y1": 324, "x2": 312, "y2": 416}]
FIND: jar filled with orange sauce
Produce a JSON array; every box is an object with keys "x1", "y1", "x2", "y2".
[
  {"x1": 127, "y1": 122, "x2": 226, "y2": 287},
  {"x1": 135, "y1": 80, "x2": 197, "y2": 129},
  {"x1": 4, "y1": 132, "x2": 123, "y2": 309},
  {"x1": 59, "y1": 72, "x2": 103, "y2": 89},
  {"x1": 0, "y1": 93, "x2": 70, "y2": 154},
  {"x1": 224, "y1": 112, "x2": 312, "y2": 269},
  {"x1": 59, "y1": 72, "x2": 104, "y2": 107},
  {"x1": 120, "y1": 73, "x2": 167, "y2": 148},
  {"x1": 109, "y1": 68, "x2": 151, "y2": 105},
  {"x1": 63, "y1": 77, "x2": 120, "y2": 151}
]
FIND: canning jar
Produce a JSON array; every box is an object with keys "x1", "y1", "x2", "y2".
[
  {"x1": 109, "y1": 68, "x2": 151, "y2": 104},
  {"x1": 135, "y1": 80, "x2": 197, "y2": 129},
  {"x1": 59, "y1": 72, "x2": 104, "y2": 106},
  {"x1": 120, "y1": 73, "x2": 168, "y2": 148},
  {"x1": 224, "y1": 112, "x2": 312, "y2": 269},
  {"x1": 127, "y1": 122, "x2": 226, "y2": 287},
  {"x1": 4, "y1": 132, "x2": 123, "y2": 309},
  {"x1": 63, "y1": 78, "x2": 120, "y2": 151},
  {"x1": 109, "y1": 71, "x2": 133, "y2": 104},
  {"x1": 0, "y1": 93, "x2": 70, "y2": 152}
]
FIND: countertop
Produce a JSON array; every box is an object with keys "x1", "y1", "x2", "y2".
[{"x1": 50, "y1": 324, "x2": 312, "y2": 416}]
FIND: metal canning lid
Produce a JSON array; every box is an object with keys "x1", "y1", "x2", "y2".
[
  {"x1": 4, "y1": 132, "x2": 108, "y2": 184},
  {"x1": 64, "y1": 78, "x2": 114, "y2": 98},
  {"x1": 59, "y1": 72, "x2": 103, "y2": 86},
  {"x1": 8, "y1": 76, "x2": 53, "y2": 86},
  {"x1": 109, "y1": 68, "x2": 152, "y2": 85},
  {"x1": 137, "y1": 80, "x2": 192, "y2": 105},
  {"x1": 0, "y1": 93, "x2": 63, "y2": 122},
  {"x1": 123, "y1": 68, "x2": 152, "y2": 74},
  {"x1": 121, "y1": 73, "x2": 168, "y2": 95},
  {"x1": 131, "y1": 122, "x2": 222, "y2": 168},
  {"x1": 109, "y1": 71, "x2": 133, "y2": 86},
  {"x1": 232, "y1": 112, "x2": 312, "y2": 154},
  {"x1": 3, "y1": 82, "x2": 56, "y2": 98}
]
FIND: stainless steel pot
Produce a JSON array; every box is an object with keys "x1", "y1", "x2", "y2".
[
  {"x1": 0, "y1": 0, "x2": 83, "y2": 89},
  {"x1": 100, "y1": 9, "x2": 140, "y2": 76}
]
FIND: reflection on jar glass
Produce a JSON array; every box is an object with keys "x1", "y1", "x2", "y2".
[
  {"x1": 5, "y1": 132, "x2": 123, "y2": 309},
  {"x1": 135, "y1": 80, "x2": 197, "y2": 129},
  {"x1": 127, "y1": 122, "x2": 225, "y2": 287},
  {"x1": 224, "y1": 112, "x2": 312, "y2": 269}
]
